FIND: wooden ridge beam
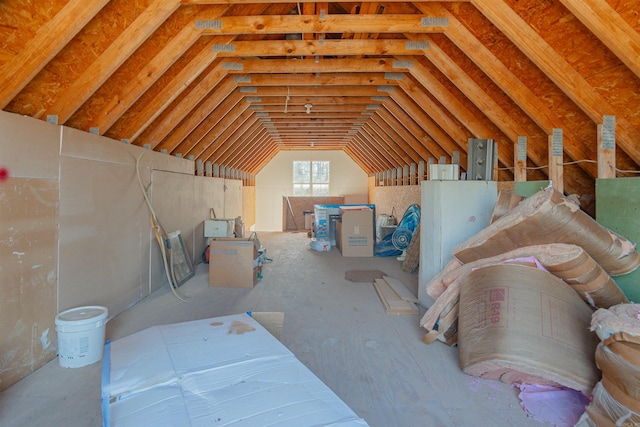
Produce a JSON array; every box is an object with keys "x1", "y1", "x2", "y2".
[
  {"x1": 232, "y1": 73, "x2": 400, "y2": 86},
  {"x1": 267, "y1": 126, "x2": 355, "y2": 132},
  {"x1": 221, "y1": 58, "x2": 413, "y2": 73},
  {"x1": 183, "y1": 0, "x2": 466, "y2": 4},
  {"x1": 216, "y1": 39, "x2": 429, "y2": 57},
  {"x1": 247, "y1": 85, "x2": 395, "y2": 96},
  {"x1": 249, "y1": 105, "x2": 369, "y2": 113},
  {"x1": 197, "y1": 14, "x2": 447, "y2": 35},
  {"x1": 246, "y1": 96, "x2": 384, "y2": 105},
  {"x1": 261, "y1": 118, "x2": 361, "y2": 125},
  {"x1": 257, "y1": 112, "x2": 364, "y2": 119}
]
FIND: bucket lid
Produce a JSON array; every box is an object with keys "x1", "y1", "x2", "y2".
[{"x1": 55, "y1": 306, "x2": 108, "y2": 326}]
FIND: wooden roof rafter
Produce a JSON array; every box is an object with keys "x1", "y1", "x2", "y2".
[
  {"x1": 181, "y1": 93, "x2": 250, "y2": 158},
  {"x1": 557, "y1": 0, "x2": 640, "y2": 80},
  {"x1": 471, "y1": 0, "x2": 640, "y2": 164},
  {"x1": 382, "y1": 94, "x2": 457, "y2": 162},
  {"x1": 210, "y1": 116, "x2": 264, "y2": 165},
  {"x1": 0, "y1": 0, "x2": 110, "y2": 109},
  {"x1": 363, "y1": 118, "x2": 417, "y2": 165},
  {"x1": 45, "y1": 0, "x2": 182, "y2": 124},
  {"x1": 2, "y1": 0, "x2": 640, "y2": 211},
  {"x1": 153, "y1": 75, "x2": 239, "y2": 151}
]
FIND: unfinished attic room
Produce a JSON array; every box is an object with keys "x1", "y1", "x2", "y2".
[{"x1": 4, "y1": 0, "x2": 640, "y2": 425}]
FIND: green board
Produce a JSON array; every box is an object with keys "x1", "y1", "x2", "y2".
[
  {"x1": 596, "y1": 178, "x2": 640, "y2": 302},
  {"x1": 514, "y1": 180, "x2": 550, "y2": 197}
]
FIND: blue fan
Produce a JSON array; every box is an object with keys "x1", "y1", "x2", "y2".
[
  {"x1": 391, "y1": 227, "x2": 413, "y2": 261},
  {"x1": 373, "y1": 204, "x2": 420, "y2": 258}
]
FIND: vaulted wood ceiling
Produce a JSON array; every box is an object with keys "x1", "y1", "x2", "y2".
[{"x1": 2, "y1": 0, "x2": 640, "y2": 213}]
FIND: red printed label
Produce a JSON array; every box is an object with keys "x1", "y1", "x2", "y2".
[{"x1": 485, "y1": 288, "x2": 508, "y2": 327}]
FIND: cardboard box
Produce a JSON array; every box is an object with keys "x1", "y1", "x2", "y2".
[
  {"x1": 105, "y1": 314, "x2": 368, "y2": 426},
  {"x1": 314, "y1": 204, "x2": 376, "y2": 246},
  {"x1": 337, "y1": 209, "x2": 374, "y2": 257},
  {"x1": 209, "y1": 238, "x2": 258, "y2": 288}
]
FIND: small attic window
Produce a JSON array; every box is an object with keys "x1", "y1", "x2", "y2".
[{"x1": 293, "y1": 161, "x2": 329, "y2": 196}]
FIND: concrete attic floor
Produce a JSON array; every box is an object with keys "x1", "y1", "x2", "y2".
[{"x1": 0, "y1": 232, "x2": 541, "y2": 427}]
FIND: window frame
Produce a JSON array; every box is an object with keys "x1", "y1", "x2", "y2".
[{"x1": 293, "y1": 160, "x2": 330, "y2": 196}]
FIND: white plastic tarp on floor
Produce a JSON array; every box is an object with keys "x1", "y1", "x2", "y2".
[{"x1": 103, "y1": 313, "x2": 368, "y2": 426}]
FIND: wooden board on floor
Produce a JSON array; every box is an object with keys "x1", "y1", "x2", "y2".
[
  {"x1": 383, "y1": 276, "x2": 419, "y2": 303},
  {"x1": 374, "y1": 278, "x2": 418, "y2": 316},
  {"x1": 250, "y1": 311, "x2": 284, "y2": 341}
]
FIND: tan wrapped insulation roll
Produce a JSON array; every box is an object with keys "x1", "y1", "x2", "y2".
[
  {"x1": 458, "y1": 264, "x2": 599, "y2": 393},
  {"x1": 452, "y1": 188, "x2": 640, "y2": 276},
  {"x1": 575, "y1": 381, "x2": 639, "y2": 426},
  {"x1": 421, "y1": 244, "x2": 627, "y2": 333},
  {"x1": 580, "y1": 304, "x2": 640, "y2": 425}
]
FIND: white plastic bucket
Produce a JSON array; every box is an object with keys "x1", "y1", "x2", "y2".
[{"x1": 55, "y1": 306, "x2": 108, "y2": 368}]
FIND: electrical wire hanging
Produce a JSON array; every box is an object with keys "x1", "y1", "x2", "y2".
[
  {"x1": 136, "y1": 151, "x2": 188, "y2": 302},
  {"x1": 284, "y1": 85, "x2": 290, "y2": 113}
]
